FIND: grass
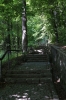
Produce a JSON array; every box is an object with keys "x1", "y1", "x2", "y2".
[
  {"x1": 0, "y1": 50, "x2": 22, "y2": 65},
  {"x1": 0, "y1": 50, "x2": 5, "y2": 58}
]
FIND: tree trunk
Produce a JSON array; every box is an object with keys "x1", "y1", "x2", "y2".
[
  {"x1": 22, "y1": 0, "x2": 28, "y2": 53},
  {"x1": 52, "y1": 10, "x2": 59, "y2": 43},
  {"x1": 54, "y1": 21, "x2": 59, "y2": 43},
  {"x1": 6, "y1": 19, "x2": 11, "y2": 51},
  {"x1": 17, "y1": 23, "x2": 20, "y2": 49}
]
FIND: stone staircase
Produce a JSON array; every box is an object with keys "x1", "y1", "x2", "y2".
[
  {"x1": 3, "y1": 62, "x2": 52, "y2": 83},
  {"x1": 26, "y1": 45, "x2": 49, "y2": 62},
  {"x1": 26, "y1": 54, "x2": 49, "y2": 62},
  {"x1": 3, "y1": 46, "x2": 51, "y2": 83},
  {"x1": 0, "y1": 46, "x2": 59, "y2": 100}
]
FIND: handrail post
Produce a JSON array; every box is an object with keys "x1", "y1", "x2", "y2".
[
  {"x1": 0, "y1": 60, "x2": 2, "y2": 79},
  {"x1": 17, "y1": 50, "x2": 18, "y2": 57},
  {"x1": 8, "y1": 51, "x2": 10, "y2": 69}
]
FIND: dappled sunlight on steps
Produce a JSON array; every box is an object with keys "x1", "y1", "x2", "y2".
[
  {"x1": 26, "y1": 46, "x2": 49, "y2": 62},
  {"x1": 0, "y1": 82, "x2": 59, "y2": 100}
]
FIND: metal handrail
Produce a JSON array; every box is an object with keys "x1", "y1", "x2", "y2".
[
  {"x1": 51, "y1": 44, "x2": 66, "y2": 57},
  {"x1": 0, "y1": 49, "x2": 22, "y2": 79},
  {"x1": 50, "y1": 44, "x2": 66, "y2": 90}
]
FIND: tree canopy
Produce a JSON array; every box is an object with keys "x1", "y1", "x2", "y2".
[{"x1": 0, "y1": 0, "x2": 66, "y2": 51}]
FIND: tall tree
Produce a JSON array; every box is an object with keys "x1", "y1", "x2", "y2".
[
  {"x1": 22, "y1": 0, "x2": 28, "y2": 53},
  {"x1": 7, "y1": 18, "x2": 11, "y2": 50}
]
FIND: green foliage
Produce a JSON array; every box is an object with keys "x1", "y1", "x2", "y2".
[
  {"x1": 0, "y1": 0, "x2": 66, "y2": 50},
  {"x1": 27, "y1": 15, "x2": 50, "y2": 46}
]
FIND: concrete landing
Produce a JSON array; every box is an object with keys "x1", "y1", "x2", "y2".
[
  {"x1": 1, "y1": 62, "x2": 59, "y2": 100},
  {"x1": 0, "y1": 82, "x2": 59, "y2": 100}
]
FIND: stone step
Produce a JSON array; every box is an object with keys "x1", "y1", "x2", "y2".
[
  {"x1": 4, "y1": 69, "x2": 51, "y2": 74},
  {"x1": 4, "y1": 73, "x2": 52, "y2": 78},
  {"x1": 27, "y1": 57, "x2": 48, "y2": 59},
  {"x1": 26, "y1": 54, "x2": 49, "y2": 62},
  {"x1": 5, "y1": 77, "x2": 52, "y2": 83},
  {"x1": 27, "y1": 56, "x2": 48, "y2": 59},
  {"x1": 27, "y1": 59, "x2": 49, "y2": 61},
  {"x1": 27, "y1": 59, "x2": 49, "y2": 62},
  {"x1": 3, "y1": 61, "x2": 51, "y2": 84},
  {"x1": 26, "y1": 54, "x2": 48, "y2": 57}
]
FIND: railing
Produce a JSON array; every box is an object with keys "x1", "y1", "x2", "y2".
[
  {"x1": 51, "y1": 45, "x2": 66, "y2": 91},
  {"x1": 0, "y1": 50, "x2": 22, "y2": 79},
  {"x1": 0, "y1": 45, "x2": 49, "y2": 80}
]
